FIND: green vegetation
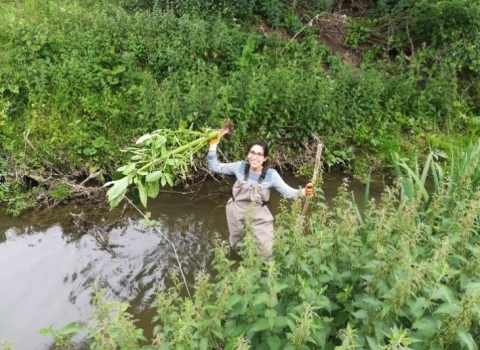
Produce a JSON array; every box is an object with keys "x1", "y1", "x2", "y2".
[
  {"x1": 105, "y1": 121, "x2": 233, "y2": 208},
  {"x1": 1, "y1": 0, "x2": 479, "y2": 214},
  {"x1": 39, "y1": 144, "x2": 480, "y2": 349},
  {"x1": 2, "y1": 1, "x2": 479, "y2": 346}
]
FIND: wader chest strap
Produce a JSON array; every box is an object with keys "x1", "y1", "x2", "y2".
[{"x1": 230, "y1": 162, "x2": 269, "y2": 206}]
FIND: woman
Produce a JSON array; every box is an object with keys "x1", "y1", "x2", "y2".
[{"x1": 207, "y1": 134, "x2": 313, "y2": 258}]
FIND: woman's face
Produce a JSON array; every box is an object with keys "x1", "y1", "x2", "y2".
[{"x1": 247, "y1": 144, "x2": 267, "y2": 168}]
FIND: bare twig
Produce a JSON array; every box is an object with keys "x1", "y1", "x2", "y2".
[
  {"x1": 280, "y1": 13, "x2": 321, "y2": 55},
  {"x1": 79, "y1": 171, "x2": 102, "y2": 187},
  {"x1": 23, "y1": 129, "x2": 36, "y2": 151},
  {"x1": 189, "y1": 173, "x2": 207, "y2": 201}
]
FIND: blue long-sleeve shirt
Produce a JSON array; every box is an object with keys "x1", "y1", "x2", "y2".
[{"x1": 207, "y1": 151, "x2": 301, "y2": 199}]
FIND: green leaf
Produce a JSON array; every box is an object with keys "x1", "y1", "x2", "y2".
[
  {"x1": 199, "y1": 338, "x2": 208, "y2": 350},
  {"x1": 105, "y1": 176, "x2": 129, "y2": 208},
  {"x1": 352, "y1": 309, "x2": 368, "y2": 319},
  {"x1": 212, "y1": 330, "x2": 224, "y2": 340},
  {"x1": 313, "y1": 327, "x2": 330, "y2": 348},
  {"x1": 265, "y1": 309, "x2": 277, "y2": 330},
  {"x1": 83, "y1": 147, "x2": 96, "y2": 155},
  {"x1": 146, "y1": 171, "x2": 162, "y2": 182},
  {"x1": 432, "y1": 285, "x2": 455, "y2": 304},
  {"x1": 253, "y1": 292, "x2": 269, "y2": 307},
  {"x1": 165, "y1": 173, "x2": 174, "y2": 187},
  {"x1": 407, "y1": 297, "x2": 431, "y2": 319},
  {"x1": 457, "y1": 328, "x2": 477, "y2": 350},
  {"x1": 59, "y1": 322, "x2": 83, "y2": 335},
  {"x1": 230, "y1": 298, "x2": 249, "y2": 317},
  {"x1": 267, "y1": 335, "x2": 281, "y2": 350},
  {"x1": 136, "y1": 133, "x2": 153, "y2": 144},
  {"x1": 412, "y1": 317, "x2": 440, "y2": 337},
  {"x1": 433, "y1": 303, "x2": 461, "y2": 317},
  {"x1": 228, "y1": 294, "x2": 243, "y2": 308},
  {"x1": 119, "y1": 163, "x2": 136, "y2": 175},
  {"x1": 145, "y1": 180, "x2": 160, "y2": 199},
  {"x1": 274, "y1": 316, "x2": 288, "y2": 328},
  {"x1": 38, "y1": 325, "x2": 53, "y2": 335},
  {"x1": 137, "y1": 180, "x2": 148, "y2": 208},
  {"x1": 366, "y1": 336, "x2": 382, "y2": 350},
  {"x1": 92, "y1": 137, "x2": 105, "y2": 148},
  {"x1": 249, "y1": 318, "x2": 270, "y2": 332}
]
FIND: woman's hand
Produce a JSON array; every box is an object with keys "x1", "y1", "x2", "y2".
[
  {"x1": 209, "y1": 131, "x2": 223, "y2": 145},
  {"x1": 302, "y1": 183, "x2": 314, "y2": 196}
]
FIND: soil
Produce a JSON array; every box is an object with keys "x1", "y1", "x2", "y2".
[{"x1": 254, "y1": 13, "x2": 367, "y2": 67}]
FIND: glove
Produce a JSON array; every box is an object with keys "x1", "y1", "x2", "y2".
[
  {"x1": 208, "y1": 131, "x2": 222, "y2": 152},
  {"x1": 209, "y1": 131, "x2": 223, "y2": 145},
  {"x1": 303, "y1": 183, "x2": 314, "y2": 196}
]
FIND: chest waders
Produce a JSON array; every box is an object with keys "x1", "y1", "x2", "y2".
[{"x1": 226, "y1": 163, "x2": 273, "y2": 258}]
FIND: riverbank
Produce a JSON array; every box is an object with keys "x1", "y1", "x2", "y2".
[{"x1": 1, "y1": 0, "x2": 479, "y2": 215}]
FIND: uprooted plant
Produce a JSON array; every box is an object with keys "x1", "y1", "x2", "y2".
[{"x1": 104, "y1": 120, "x2": 234, "y2": 209}]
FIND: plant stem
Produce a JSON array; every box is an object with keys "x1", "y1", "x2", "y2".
[{"x1": 135, "y1": 130, "x2": 218, "y2": 175}]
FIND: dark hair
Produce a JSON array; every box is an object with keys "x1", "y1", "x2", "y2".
[{"x1": 246, "y1": 140, "x2": 269, "y2": 166}]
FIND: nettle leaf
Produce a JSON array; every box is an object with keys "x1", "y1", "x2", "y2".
[
  {"x1": 313, "y1": 326, "x2": 330, "y2": 348},
  {"x1": 433, "y1": 303, "x2": 462, "y2": 317},
  {"x1": 358, "y1": 295, "x2": 382, "y2": 310},
  {"x1": 59, "y1": 322, "x2": 83, "y2": 335},
  {"x1": 249, "y1": 318, "x2": 270, "y2": 332},
  {"x1": 407, "y1": 297, "x2": 431, "y2": 319},
  {"x1": 199, "y1": 338, "x2": 208, "y2": 350},
  {"x1": 457, "y1": 328, "x2": 477, "y2": 350},
  {"x1": 274, "y1": 316, "x2": 288, "y2": 329},
  {"x1": 366, "y1": 336, "x2": 382, "y2": 350},
  {"x1": 273, "y1": 283, "x2": 289, "y2": 294},
  {"x1": 228, "y1": 294, "x2": 243, "y2": 308},
  {"x1": 253, "y1": 292, "x2": 269, "y2": 307},
  {"x1": 465, "y1": 282, "x2": 480, "y2": 298},
  {"x1": 146, "y1": 171, "x2": 162, "y2": 182},
  {"x1": 412, "y1": 317, "x2": 440, "y2": 337},
  {"x1": 432, "y1": 285, "x2": 455, "y2": 304},
  {"x1": 352, "y1": 309, "x2": 369, "y2": 320},
  {"x1": 267, "y1": 335, "x2": 282, "y2": 350},
  {"x1": 265, "y1": 309, "x2": 276, "y2": 330},
  {"x1": 230, "y1": 298, "x2": 249, "y2": 317}
]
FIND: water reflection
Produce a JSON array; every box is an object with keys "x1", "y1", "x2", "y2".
[{"x1": 0, "y1": 173, "x2": 385, "y2": 350}]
